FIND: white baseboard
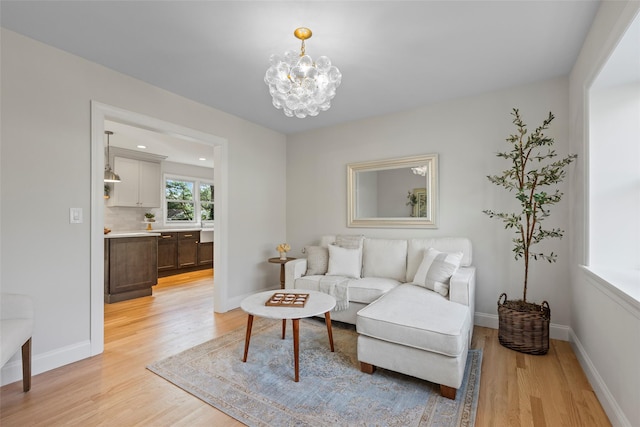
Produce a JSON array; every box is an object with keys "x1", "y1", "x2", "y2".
[
  {"x1": 226, "y1": 288, "x2": 281, "y2": 313},
  {"x1": 474, "y1": 312, "x2": 570, "y2": 341},
  {"x1": 569, "y1": 331, "x2": 631, "y2": 427},
  {"x1": 474, "y1": 312, "x2": 499, "y2": 329},
  {"x1": 0, "y1": 340, "x2": 91, "y2": 387},
  {"x1": 226, "y1": 294, "x2": 246, "y2": 311}
]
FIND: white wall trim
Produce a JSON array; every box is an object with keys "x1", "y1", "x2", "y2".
[
  {"x1": 212, "y1": 142, "x2": 228, "y2": 312},
  {"x1": 0, "y1": 340, "x2": 91, "y2": 387},
  {"x1": 569, "y1": 329, "x2": 631, "y2": 427},
  {"x1": 580, "y1": 266, "x2": 640, "y2": 318},
  {"x1": 90, "y1": 101, "x2": 229, "y2": 356},
  {"x1": 474, "y1": 312, "x2": 571, "y2": 341}
]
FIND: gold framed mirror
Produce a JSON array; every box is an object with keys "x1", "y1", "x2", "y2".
[{"x1": 347, "y1": 154, "x2": 438, "y2": 228}]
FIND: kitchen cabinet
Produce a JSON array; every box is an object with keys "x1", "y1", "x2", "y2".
[
  {"x1": 178, "y1": 231, "x2": 198, "y2": 268},
  {"x1": 108, "y1": 156, "x2": 161, "y2": 207},
  {"x1": 105, "y1": 236, "x2": 158, "y2": 303},
  {"x1": 157, "y1": 232, "x2": 178, "y2": 271},
  {"x1": 198, "y1": 242, "x2": 214, "y2": 266},
  {"x1": 157, "y1": 229, "x2": 214, "y2": 277}
]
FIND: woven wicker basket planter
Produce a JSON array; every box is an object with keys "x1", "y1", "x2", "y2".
[{"x1": 497, "y1": 293, "x2": 550, "y2": 355}]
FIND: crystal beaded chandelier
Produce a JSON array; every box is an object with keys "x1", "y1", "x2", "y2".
[{"x1": 265, "y1": 27, "x2": 342, "y2": 118}]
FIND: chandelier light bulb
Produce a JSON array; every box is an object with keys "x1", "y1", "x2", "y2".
[
  {"x1": 411, "y1": 166, "x2": 428, "y2": 176},
  {"x1": 265, "y1": 27, "x2": 342, "y2": 118}
]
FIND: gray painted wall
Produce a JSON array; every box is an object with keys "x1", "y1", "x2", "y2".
[
  {"x1": 286, "y1": 76, "x2": 572, "y2": 327},
  {"x1": 0, "y1": 28, "x2": 286, "y2": 381}
]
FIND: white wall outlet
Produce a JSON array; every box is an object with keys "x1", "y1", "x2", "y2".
[{"x1": 70, "y1": 207, "x2": 83, "y2": 224}]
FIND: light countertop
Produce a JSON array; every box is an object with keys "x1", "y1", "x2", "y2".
[
  {"x1": 105, "y1": 227, "x2": 213, "y2": 238},
  {"x1": 105, "y1": 232, "x2": 161, "y2": 239},
  {"x1": 149, "y1": 228, "x2": 203, "y2": 232},
  {"x1": 146, "y1": 226, "x2": 213, "y2": 232}
]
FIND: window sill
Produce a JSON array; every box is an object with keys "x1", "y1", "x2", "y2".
[{"x1": 580, "y1": 265, "x2": 640, "y2": 314}]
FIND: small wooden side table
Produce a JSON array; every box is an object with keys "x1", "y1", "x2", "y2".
[{"x1": 268, "y1": 257, "x2": 296, "y2": 289}]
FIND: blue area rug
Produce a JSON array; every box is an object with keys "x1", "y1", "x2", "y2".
[{"x1": 148, "y1": 317, "x2": 481, "y2": 426}]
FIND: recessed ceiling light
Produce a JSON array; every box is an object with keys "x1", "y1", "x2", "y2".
[
  {"x1": 137, "y1": 145, "x2": 147, "y2": 149},
  {"x1": 199, "y1": 157, "x2": 207, "y2": 161}
]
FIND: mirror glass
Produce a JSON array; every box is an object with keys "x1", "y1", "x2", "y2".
[{"x1": 347, "y1": 154, "x2": 438, "y2": 228}]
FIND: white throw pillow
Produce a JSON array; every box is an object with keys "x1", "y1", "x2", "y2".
[
  {"x1": 412, "y1": 248, "x2": 463, "y2": 296},
  {"x1": 327, "y1": 244, "x2": 362, "y2": 279},
  {"x1": 304, "y1": 246, "x2": 329, "y2": 276}
]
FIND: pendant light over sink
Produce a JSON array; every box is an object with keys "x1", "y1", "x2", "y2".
[{"x1": 104, "y1": 130, "x2": 121, "y2": 183}]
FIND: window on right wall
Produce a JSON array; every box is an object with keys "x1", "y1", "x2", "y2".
[{"x1": 588, "y1": 13, "x2": 640, "y2": 298}]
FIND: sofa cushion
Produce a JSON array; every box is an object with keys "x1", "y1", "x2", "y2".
[
  {"x1": 406, "y1": 238, "x2": 472, "y2": 282},
  {"x1": 294, "y1": 276, "x2": 398, "y2": 305},
  {"x1": 412, "y1": 248, "x2": 463, "y2": 296},
  {"x1": 327, "y1": 245, "x2": 361, "y2": 278},
  {"x1": 347, "y1": 277, "x2": 400, "y2": 304},
  {"x1": 356, "y1": 284, "x2": 470, "y2": 357},
  {"x1": 294, "y1": 275, "x2": 323, "y2": 292},
  {"x1": 304, "y1": 246, "x2": 329, "y2": 275},
  {"x1": 319, "y1": 235, "x2": 336, "y2": 247},
  {"x1": 335, "y1": 234, "x2": 364, "y2": 249},
  {"x1": 362, "y1": 238, "x2": 407, "y2": 282}
]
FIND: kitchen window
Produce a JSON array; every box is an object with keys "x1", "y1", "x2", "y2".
[
  {"x1": 165, "y1": 175, "x2": 214, "y2": 224},
  {"x1": 200, "y1": 183, "x2": 214, "y2": 221}
]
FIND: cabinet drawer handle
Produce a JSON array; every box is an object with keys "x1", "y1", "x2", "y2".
[
  {"x1": 162, "y1": 235, "x2": 172, "y2": 239},
  {"x1": 184, "y1": 234, "x2": 193, "y2": 237}
]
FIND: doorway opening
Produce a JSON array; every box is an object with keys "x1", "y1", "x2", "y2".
[{"x1": 90, "y1": 101, "x2": 229, "y2": 356}]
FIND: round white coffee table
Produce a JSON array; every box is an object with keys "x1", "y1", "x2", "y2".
[{"x1": 240, "y1": 290, "x2": 336, "y2": 382}]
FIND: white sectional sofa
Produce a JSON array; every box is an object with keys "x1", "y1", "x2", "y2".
[{"x1": 285, "y1": 235, "x2": 476, "y2": 399}]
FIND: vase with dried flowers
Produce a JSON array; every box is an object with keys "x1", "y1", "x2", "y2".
[{"x1": 276, "y1": 243, "x2": 291, "y2": 260}]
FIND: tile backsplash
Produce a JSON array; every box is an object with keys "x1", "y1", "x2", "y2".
[{"x1": 104, "y1": 205, "x2": 162, "y2": 232}]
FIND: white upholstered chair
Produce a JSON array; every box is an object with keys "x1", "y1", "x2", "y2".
[{"x1": 0, "y1": 293, "x2": 34, "y2": 391}]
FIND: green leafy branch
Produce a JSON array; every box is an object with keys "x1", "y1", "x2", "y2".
[{"x1": 483, "y1": 108, "x2": 577, "y2": 302}]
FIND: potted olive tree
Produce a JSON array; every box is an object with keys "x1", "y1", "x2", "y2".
[{"x1": 483, "y1": 108, "x2": 576, "y2": 355}]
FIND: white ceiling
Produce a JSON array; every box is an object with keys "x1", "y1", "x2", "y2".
[
  {"x1": 1, "y1": 1, "x2": 601, "y2": 138},
  {"x1": 3, "y1": 1, "x2": 608, "y2": 167},
  {"x1": 104, "y1": 120, "x2": 215, "y2": 168}
]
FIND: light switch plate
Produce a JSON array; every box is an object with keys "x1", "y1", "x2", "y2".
[{"x1": 70, "y1": 207, "x2": 83, "y2": 224}]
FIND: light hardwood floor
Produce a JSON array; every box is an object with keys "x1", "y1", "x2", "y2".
[{"x1": 1, "y1": 270, "x2": 611, "y2": 426}]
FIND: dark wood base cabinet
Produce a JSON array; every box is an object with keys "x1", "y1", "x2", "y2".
[
  {"x1": 158, "y1": 232, "x2": 178, "y2": 271},
  {"x1": 105, "y1": 237, "x2": 158, "y2": 303},
  {"x1": 198, "y1": 242, "x2": 213, "y2": 265},
  {"x1": 158, "y1": 231, "x2": 213, "y2": 277},
  {"x1": 178, "y1": 231, "x2": 199, "y2": 268}
]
